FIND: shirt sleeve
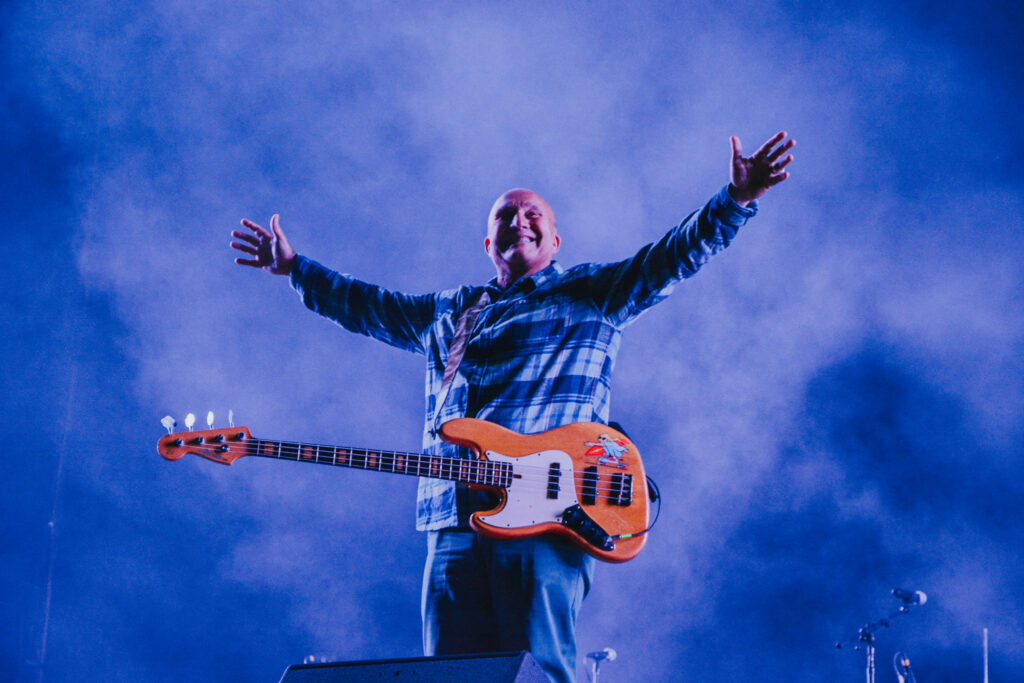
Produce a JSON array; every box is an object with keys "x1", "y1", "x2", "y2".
[
  {"x1": 289, "y1": 255, "x2": 438, "y2": 354},
  {"x1": 588, "y1": 185, "x2": 757, "y2": 325}
]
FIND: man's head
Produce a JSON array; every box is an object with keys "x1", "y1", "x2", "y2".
[{"x1": 485, "y1": 188, "x2": 560, "y2": 288}]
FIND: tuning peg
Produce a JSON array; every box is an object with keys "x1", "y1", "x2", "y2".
[
  {"x1": 228, "y1": 409, "x2": 235, "y2": 428},
  {"x1": 206, "y1": 411, "x2": 215, "y2": 429},
  {"x1": 185, "y1": 413, "x2": 196, "y2": 431},
  {"x1": 161, "y1": 415, "x2": 176, "y2": 434}
]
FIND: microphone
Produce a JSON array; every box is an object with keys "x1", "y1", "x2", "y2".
[
  {"x1": 586, "y1": 648, "x2": 617, "y2": 662},
  {"x1": 892, "y1": 588, "x2": 927, "y2": 605},
  {"x1": 893, "y1": 651, "x2": 916, "y2": 683}
]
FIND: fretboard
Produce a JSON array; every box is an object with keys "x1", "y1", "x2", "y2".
[{"x1": 244, "y1": 438, "x2": 514, "y2": 487}]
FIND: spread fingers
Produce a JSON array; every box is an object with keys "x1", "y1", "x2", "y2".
[{"x1": 231, "y1": 229, "x2": 260, "y2": 246}]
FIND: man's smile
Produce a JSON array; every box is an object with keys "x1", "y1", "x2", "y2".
[{"x1": 498, "y1": 232, "x2": 538, "y2": 251}]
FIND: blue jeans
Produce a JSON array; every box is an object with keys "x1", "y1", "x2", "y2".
[{"x1": 421, "y1": 529, "x2": 596, "y2": 683}]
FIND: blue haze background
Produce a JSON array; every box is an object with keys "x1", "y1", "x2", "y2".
[{"x1": 3, "y1": 1, "x2": 1022, "y2": 681}]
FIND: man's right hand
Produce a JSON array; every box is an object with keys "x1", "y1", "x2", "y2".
[{"x1": 231, "y1": 214, "x2": 296, "y2": 275}]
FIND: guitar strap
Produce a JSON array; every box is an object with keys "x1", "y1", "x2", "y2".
[{"x1": 431, "y1": 290, "x2": 491, "y2": 435}]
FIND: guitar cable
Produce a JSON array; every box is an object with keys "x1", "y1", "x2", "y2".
[
  {"x1": 610, "y1": 474, "x2": 661, "y2": 542},
  {"x1": 605, "y1": 421, "x2": 662, "y2": 542}
]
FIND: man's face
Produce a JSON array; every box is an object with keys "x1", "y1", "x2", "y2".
[{"x1": 485, "y1": 189, "x2": 560, "y2": 285}]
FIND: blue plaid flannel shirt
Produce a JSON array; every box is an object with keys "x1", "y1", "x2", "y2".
[{"x1": 290, "y1": 186, "x2": 756, "y2": 530}]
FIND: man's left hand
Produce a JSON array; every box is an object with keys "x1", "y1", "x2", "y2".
[{"x1": 728, "y1": 131, "x2": 795, "y2": 207}]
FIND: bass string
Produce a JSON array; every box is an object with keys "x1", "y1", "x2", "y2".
[
  {"x1": 169, "y1": 442, "x2": 640, "y2": 500},
  {"x1": 254, "y1": 441, "x2": 634, "y2": 479},
  {"x1": 192, "y1": 439, "x2": 635, "y2": 478}
]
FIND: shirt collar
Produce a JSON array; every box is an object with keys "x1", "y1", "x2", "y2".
[{"x1": 486, "y1": 261, "x2": 563, "y2": 297}]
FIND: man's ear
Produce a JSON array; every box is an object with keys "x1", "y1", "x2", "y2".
[
  {"x1": 552, "y1": 234, "x2": 561, "y2": 252},
  {"x1": 484, "y1": 237, "x2": 492, "y2": 254}
]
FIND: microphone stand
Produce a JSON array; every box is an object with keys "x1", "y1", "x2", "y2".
[
  {"x1": 835, "y1": 602, "x2": 920, "y2": 683},
  {"x1": 585, "y1": 650, "x2": 614, "y2": 683}
]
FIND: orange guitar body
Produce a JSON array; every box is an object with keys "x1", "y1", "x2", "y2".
[{"x1": 440, "y1": 419, "x2": 649, "y2": 563}]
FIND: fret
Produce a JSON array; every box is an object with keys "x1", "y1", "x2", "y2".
[
  {"x1": 367, "y1": 450, "x2": 379, "y2": 470},
  {"x1": 351, "y1": 448, "x2": 366, "y2": 469},
  {"x1": 281, "y1": 441, "x2": 300, "y2": 461},
  {"x1": 395, "y1": 453, "x2": 405, "y2": 473},
  {"x1": 300, "y1": 443, "x2": 316, "y2": 462}
]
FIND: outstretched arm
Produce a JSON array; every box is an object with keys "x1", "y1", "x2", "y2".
[
  {"x1": 231, "y1": 214, "x2": 296, "y2": 275},
  {"x1": 589, "y1": 130, "x2": 795, "y2": 323},
  {"x1": 230, "y1": 215, "x2": 438, "y2": 353},
  {"x1": 728, "y1": 131, "x2": 795, "y2": 207}
]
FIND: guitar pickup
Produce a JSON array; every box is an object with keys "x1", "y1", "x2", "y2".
[
  {"x1": 609, "y1": 473, "x2": 633, "y2": 506},
  {"x1": 546, "y1": 462, "x2": 561, "y2": 499},
  {"x1": 559, "y1": 504, "x2": 614, "y2": 551},
  {"x1": 581, "y1": 466, "x2": 598, "y2": 506}
]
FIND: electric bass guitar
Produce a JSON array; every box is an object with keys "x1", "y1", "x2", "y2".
[{"x1": 157, "y1": 418, "x2": 650, "y2": 562}]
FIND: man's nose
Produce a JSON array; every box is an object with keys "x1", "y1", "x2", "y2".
[{"x1": 509, "y1": 212, "x2": 522, "y2": 228}]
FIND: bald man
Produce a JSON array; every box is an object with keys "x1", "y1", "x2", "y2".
[{"x1": 232, "y1": 132, "x2": 794, "y2": 683}]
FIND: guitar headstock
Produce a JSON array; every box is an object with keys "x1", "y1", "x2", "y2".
[{"x1": 157, "y1": 424, "x2": 253, "y2": 465}]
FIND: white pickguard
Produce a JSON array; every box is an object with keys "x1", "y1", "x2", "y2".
[{"x1": 474, "y1": 449, "x2": 580, "y2": 529}]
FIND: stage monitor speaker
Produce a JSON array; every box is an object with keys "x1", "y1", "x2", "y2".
[{"x1": 279, "y1": 651, "x2": 548, "y2": 682}]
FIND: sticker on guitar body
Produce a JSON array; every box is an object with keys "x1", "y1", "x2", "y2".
[{"x1": 584, "y1": 434, "x2": 630, "y2": 469}]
